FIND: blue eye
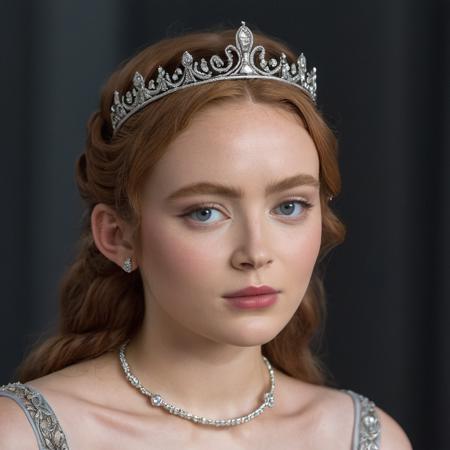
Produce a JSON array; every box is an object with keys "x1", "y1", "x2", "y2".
[
  {"x1": 182, "y1": 199, "x2": 313, "y2": 225},
  {"x1": 274, "y1": 200, "x2": 310, "y2": 217},
  {"x1": 186, "y1": 206, "x2": 225, "y2": 223}
]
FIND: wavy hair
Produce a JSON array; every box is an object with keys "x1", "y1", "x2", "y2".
[{"x1": 16, "y1": 27, "x2": 346, "y2": 385}]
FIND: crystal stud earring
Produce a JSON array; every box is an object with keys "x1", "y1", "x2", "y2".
[{"x1": 123, "y1": 256, "x2": 133, "y2": 273}]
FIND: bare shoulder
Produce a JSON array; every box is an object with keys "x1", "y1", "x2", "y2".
[
  {"x1": 265, "y1": 372, "x2": 414, "y2": 450},
  {"x1": 315, "y1": 383, "x2": 413, "y2": 450},
  {"x1": 0, "y1": 396, "x2": 39, "y2": 449},
  {"x1": 293, "y1": 382, "x2": 413, "y2": 450},
  {"x1": 24, "y1": 350, "x2": 119, "y2": 400},
  {"x1": 375, "y1": 404, "x2": 413, "y2": 450},
  {"x1": 316, "y1": 381, "x2": 413, "y2": 450},
  {"x1": 275, "y1": 373, "x2": 356, "y2": 449},
  {"x1": 20, "y1": 351, "x2": 123, "y2": 416},
  {"x1": 11, "y1": 351, "x2": 148, "y2": 449},
  {"x1": 309, "y1": 384, "x2": 357, "y2": 448}
]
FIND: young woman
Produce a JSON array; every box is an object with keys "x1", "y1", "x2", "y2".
[{"x1": 0, "y1": 22, "x2": 412, "y2": 449}]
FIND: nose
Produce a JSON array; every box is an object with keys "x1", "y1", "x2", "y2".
[
  {"x1": 230, "y1": 215, "x2": 273, "y2": 271},
  {"x1": 234, "y1": 252, "x2": 273, "y2": 271}
]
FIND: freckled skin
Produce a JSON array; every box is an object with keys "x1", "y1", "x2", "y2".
[
  {"x1": 10, "y1": 101, "x2": 411, "y2": 450},
  {"x1": 138, "y1": 100, "x2": 322, "y2": 350},
  {"x1": 13, "y1": 100, "x2": 328, "y2": 450}
]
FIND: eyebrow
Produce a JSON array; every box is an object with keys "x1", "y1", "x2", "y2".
[{"x1": 166, "y1": 173, "x2": 320, "y2": 202}]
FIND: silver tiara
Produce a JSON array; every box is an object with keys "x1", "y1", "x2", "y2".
[{"x1": 110, "y1": 21, "x2": 317, "y2": 133}]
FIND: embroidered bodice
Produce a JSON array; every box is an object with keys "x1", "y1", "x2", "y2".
[{"x1": 0, "y1": 382, "x2": 381, "y2": 449}]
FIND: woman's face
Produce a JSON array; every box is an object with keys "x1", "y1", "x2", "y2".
[{"x1": 138, "y1": 100, "x2": 322, "y2": 347}]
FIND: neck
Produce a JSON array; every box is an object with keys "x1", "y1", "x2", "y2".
[{"x1": 124, "y1": 307, "x2": 271, "y2": 419}]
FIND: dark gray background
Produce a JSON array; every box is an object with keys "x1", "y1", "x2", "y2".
[{"x1": 1, "y1": 1, "x2": 449, "y2": 449}]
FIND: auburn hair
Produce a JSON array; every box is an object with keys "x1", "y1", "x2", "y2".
[{"x1": 16, "y1": 27, "x2": 346, "y2": 385}]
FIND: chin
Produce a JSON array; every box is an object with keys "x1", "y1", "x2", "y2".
[{"x1": 213, "y1": 322, "x2": 283, "y2": 347}]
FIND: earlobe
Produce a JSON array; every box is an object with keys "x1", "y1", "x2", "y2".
[{"x1": 91, "y1": 203, "x2": 135, "y2": 269}]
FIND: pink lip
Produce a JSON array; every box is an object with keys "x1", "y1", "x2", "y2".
[
  {"x1": 222, "y1": 285, "x2": 279, "y2": 298},
  {"x1": 225, "y1": 293, "x2": 278, "y2": 309}
]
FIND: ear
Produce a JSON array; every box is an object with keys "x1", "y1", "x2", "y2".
[{"x1": 91, "y1": 203, "x2": 138, "y2": 271}]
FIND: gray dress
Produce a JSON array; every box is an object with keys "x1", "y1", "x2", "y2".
[{"x1": 0, "y1": 381, "x2": 381, "y2": 449}]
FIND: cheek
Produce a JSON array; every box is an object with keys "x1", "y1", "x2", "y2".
[
  {"x1": 284, "y1": 214, "x2": 322, "y2": 287},
  {"x1": 296, "y1": 221, "x2": 322, "y2": 264},
  {"x1": 139, "y1": 217, "x2": 214, "y2": 288}
]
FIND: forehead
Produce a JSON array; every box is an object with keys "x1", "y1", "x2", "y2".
[{"x1": 144, "y1": 101, "x2": 320, "y2": 198}]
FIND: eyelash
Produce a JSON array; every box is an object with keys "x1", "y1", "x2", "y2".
[{"x1": 180, "y1": 199, "x2": 314, "y2": 225}]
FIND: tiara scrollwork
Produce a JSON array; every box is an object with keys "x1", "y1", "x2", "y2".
[{"x1": 110, "y1": 21, "x2": 317, "y2": 133}]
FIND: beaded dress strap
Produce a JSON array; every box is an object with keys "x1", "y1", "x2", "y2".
[
  {"x1": 341, "y1": 389, "x2": 381, "y2": 450},
  {"x1": 0, "y1": 381, "x2": 69, "y2": 450}
]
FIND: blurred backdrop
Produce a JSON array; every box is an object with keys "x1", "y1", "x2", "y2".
[{"x1": 0, "y1": 1, "x2": 449, "y2": 449}]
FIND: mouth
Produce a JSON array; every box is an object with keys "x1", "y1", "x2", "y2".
[
  {"x1": 224, "y1": 292, "x2": 279, "y2": 309},
  {"x1": 222, "y1": 284, "x2": 279, "y2": 298}
]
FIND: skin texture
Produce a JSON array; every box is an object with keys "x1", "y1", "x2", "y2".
[
  {"x1": 122, "y1": 100, "x2": 322, "y2": 418},
  {"x1": 0, "y1": 100, "x2": 413, "y2": 449}
]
